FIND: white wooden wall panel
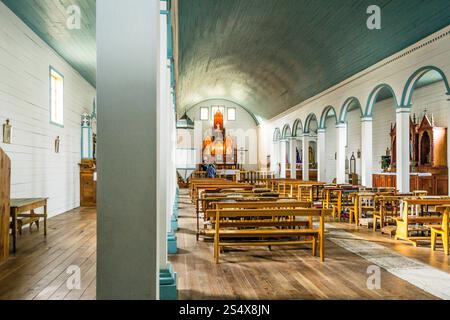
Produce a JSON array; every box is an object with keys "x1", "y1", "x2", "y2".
[{"x1": 0, "y1": 3, "x2": 96, "y2": 217}]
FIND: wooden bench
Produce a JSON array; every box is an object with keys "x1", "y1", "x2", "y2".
[
  {"x1": 395, "y1": 198, "x2": 450, "y2": 246},
  {"x1": 205, "y1": 202, "x2": 328, "y2": 263}
]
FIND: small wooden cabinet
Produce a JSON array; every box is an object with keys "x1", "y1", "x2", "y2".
[
  {"x1": 79, "y1": 159, "x2": 96, "y2": 207},
  {"x1": 0, "y1": 148, "x2": 11, "y2": 263}
]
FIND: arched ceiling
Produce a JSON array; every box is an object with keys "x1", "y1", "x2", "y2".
[{"x1": 177, "y1": 0, "x2": 450, "y2": 120}]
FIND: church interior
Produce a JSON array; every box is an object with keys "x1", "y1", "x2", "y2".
[{"x1": 1, "y1": 0, "x2": 450, "y2": 301}]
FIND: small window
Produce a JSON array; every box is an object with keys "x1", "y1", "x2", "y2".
[
  {"x1": 200, "y1": 107, "x2": 209, "y2": 121},
  {"x1": 50, "y1": 68, "x2": 64, "y2": 126},
  {"x1": 227, "y1": 107, "x2": 236, "y2": 121}
]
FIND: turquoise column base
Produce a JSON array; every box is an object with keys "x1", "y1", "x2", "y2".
[
  {"x1": 167, "y1": 232, "x2": 178, "y2": 254},
  {"x1": 171, "y1": 215, "x2": 179, "y2": 232},
  {"x1": 159, "y1": 264, "x2": 177, "y2": 300}
]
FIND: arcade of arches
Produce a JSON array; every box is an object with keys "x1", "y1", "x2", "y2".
[{"x1": 1, "y1": 0, "x2": 450, "y2": 301}]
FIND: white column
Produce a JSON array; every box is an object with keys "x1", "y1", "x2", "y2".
[
  {"x1": 96, "y1": 0, "x2": 159, "y2": 299},
  {"x1": 158, "y1": 10, "x2": 169, "y2": 268},
  {"x1": 317, "y1": 129, "x2": 326, "y2": 182},
  {"x1": 396, "y1": 108, "x2": 411, "y2": 193},
  {"x1": 361, "y1": 117, "x2": 373, "y2": 187},
  {"x1": 289, "y1": 137, "x2": 297, "y2": 179},
  {"x1": 336, "y1": 124, "x2": 346, "y2": 184},
  {"x1": 271, "y1": 142, "x2": 278, "y2": 174},
  {"x1": 302, "y1": 135, "x2": 310, "y2": 181},
  {"x1": 279, "y1": 140, "x2": 287, "y2": 178}
]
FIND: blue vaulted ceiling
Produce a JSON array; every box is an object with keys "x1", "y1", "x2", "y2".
[
  {"x1": 1, "y1": 0, "x2": 96, "y2": 87},
  {"x1": 2, "y1": 0, "x2": 450, "y2": 118},
  {"x1": 178, "y1": 0, "x2": 450, "y2": 119}
]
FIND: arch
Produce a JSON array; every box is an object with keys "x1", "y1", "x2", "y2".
[
  {"x1": 304, "y1": 113, "x2": 318, "y2": 134},
  {"x1": 365, "y1": 83, "x2": 399, "y2": 117},
  {"x1": 281, "y1": 124, "x2": 292, "y2": 139},
  {"x1": 273, "y1": 127, "x2": 281, "y2": 142},
  {"x1": 186, "y1": 98, "x2": 260, "y2": 125},
  {"x1": 292, "y1": 119, "x2": 303, "y2": 137},
  {"x1": 339, "y1": 97, "x2": 363, "y2": 123},
  {"x1": 401, "y1": 66, "x2": 450, "y2": 107},
  {"x1": 319, "y1": 106, "x2": 338, "y2": 129}
]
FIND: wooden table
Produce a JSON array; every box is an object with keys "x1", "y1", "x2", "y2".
[{"x1": 10, "y1": 198, "x2": 48, "y2": 253}]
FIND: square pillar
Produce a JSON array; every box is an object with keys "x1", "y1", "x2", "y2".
[
  {"x1": 302, "y1": 135, "x2": 310, "y2": 181},
  {"x1": 361, "y1": 117, "x2": 373, "y2": 187},
  {"x1": 271, "y1": 142, "x2": 279, "y2": 175},
  {"x1": 279, "y1": 140, "x2": 288, "y2": 178},
  {"x1": 396, "y1": 108, "x2": 411, "y2": 193},
  {"x1": 317, "y1": 129, "x2": 326, "y2": 182},
  {"x1": 289, "y1": 137, "x2": 297, "y2": 179},
  {"x1": 96, "y1": 0, "x2": 159, "y2": 300},
  {"x1": 336, "y1": 124, "x2": 346, "y2": 184}
]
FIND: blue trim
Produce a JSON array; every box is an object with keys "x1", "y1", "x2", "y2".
[
  {"x1": 401, "y1": 65, "x2": 450, "y2": 107},
  {"x1": 273, "y1": 127, "x2": 281, "y2": 142},
  {"x1": 304, "y1": 113, "x2": 318, "y2": 134},
  {"x1": 281, "y1": 124, "x2": 291, "y2": 139},
  {"x1": 338, "y1": 97, "x2": 363, "y2": 123},
  {"x1": 168, "y1": 232, "x2": 178, "y2": 254},
  {"x1": 159, "y1": 263, "x2": 177, "y2": 300},
  {"x1": 365, "y1": 83, "x2": 399, "y2": 117},
  {"x1": 292, "y1": 119, "x2": 303, "y2": 137},
  {"x1": 319, "y1": 105, "x2": 338, "y2": 129},
  {"x1": 49, "y1": 66, "x2": 65, "y2": 128}
]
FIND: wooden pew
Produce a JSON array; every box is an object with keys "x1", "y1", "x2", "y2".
[
  {"x1": 205, "y1": 204, "x2": 329, "y2": 263},
  {"x1": 0, "y1": 148, "x2": 11, "y2": 263},
  {"x1": 395, "y1": 198, "x2": 450, "y2": 246}
]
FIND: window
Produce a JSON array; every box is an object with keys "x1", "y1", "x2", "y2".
[
  {"x1": 227, "y1": 107, "x2": 236, "y2": 121},
  {"x1": 50, "y1": 68, "x2": 64, "y2": 126},
  {"x1": 211, "y1": 106, "x2": 225, "y2": 119},
  {"x1": 200, "y1": 107, "x2": 209, "y2": 121}
]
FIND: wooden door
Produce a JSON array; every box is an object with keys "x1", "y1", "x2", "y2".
[{"x1": 0, "y1": 148, "x2": 11, "y2": 263}]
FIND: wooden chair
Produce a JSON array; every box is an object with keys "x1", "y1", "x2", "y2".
[
  {"x1": 373, "y1": 196, "x2": 402, "y2": 231},
  {"x1": 431, "y1": 206, "x2": 449, "y2": 255}
]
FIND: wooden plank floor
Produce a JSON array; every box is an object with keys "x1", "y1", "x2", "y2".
[
  {"x1": 0, "y1": 190, "x2": 447, "y2": 300},
  {"x1": 170, "y1": 190, "x2": 441, "y2": 300},
  {"x1": 0, "y1": 207, "x2": 96, "y2": 300}
]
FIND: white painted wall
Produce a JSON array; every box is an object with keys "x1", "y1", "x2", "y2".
[
  {"x1": 185, "y1": 99, "x2": 259, "y2": 170},
  {"x1": 0, "y1": 3, "x2": 96, "y2": 217},
  {"x1": 261, "y1": 25, "x2": 450, "y2": 185}
]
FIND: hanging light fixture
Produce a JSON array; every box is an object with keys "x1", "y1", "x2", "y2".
[{"x1": 177, "y1": 111, "x2": 195, "y2": 129}]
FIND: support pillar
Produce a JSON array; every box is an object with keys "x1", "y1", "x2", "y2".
[
  {"x1": 302, "y1": 135, "x2": 310, "y2": 181},
  {"x1": 279, "y1": 140, "x2": 288, "y2": 178},
  {"x1": 396, "y1": 108, "x2": 411, "y2": 193},
  {"x1": 336, "y1": 124, "x2": 346, "y2": 184},
  {"x1": 361, "y1": 117, "x2": 373, "y2": 187},
  {"x1": 97, "y1": 0, "x2": 159, "y2": 299},
  {"x1": 289, "y1": 137, "x2": 297, "y2": 179},
  {"x1": 317, "y1": 129, "x2": 326, "y2": 182}
]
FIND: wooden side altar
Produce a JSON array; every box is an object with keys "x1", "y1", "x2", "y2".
[
  {"x1": 373, "y1": 114, "x2": 448, "y2": 195},
  {"x1": 0, "y1": 148, "x2": 11, "y2": 263},
  {"x1": 79, "y1": 159, "x2": 97, "y2": 206}
]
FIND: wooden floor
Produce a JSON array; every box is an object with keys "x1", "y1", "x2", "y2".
[
  {"x1": 0, "y1": 207, "x2": 96, "y2": 300},
  {"x1": 0, "y1": 190, "x2": 448, "y2": 300}
]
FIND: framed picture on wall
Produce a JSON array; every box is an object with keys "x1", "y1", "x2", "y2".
[{"x1": 2, "y1": 119, "x2": 12, "y2": 144}]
